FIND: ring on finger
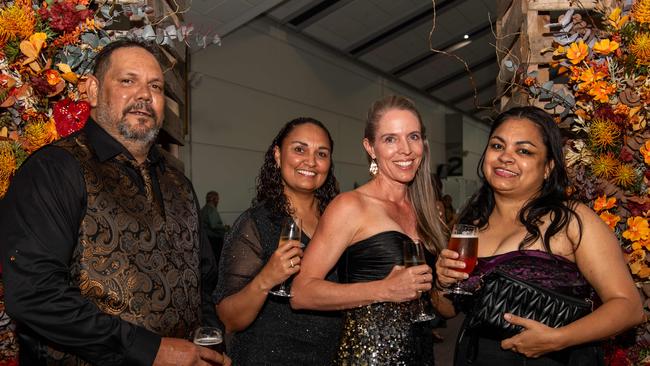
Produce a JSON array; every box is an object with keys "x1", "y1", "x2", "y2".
[{"x1": 290, "y1": 259, "x2": 295, "y2": 268}]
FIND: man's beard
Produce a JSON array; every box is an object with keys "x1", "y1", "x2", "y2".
[{"x1": 98, "y1": 101, "x2": 160, "y2": 145}]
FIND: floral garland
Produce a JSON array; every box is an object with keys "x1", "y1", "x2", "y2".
[
  {"x1": 0, "y1": 0, "x2": 220, "y2": 362},
  {"x1": 0, "y1": 0, "x2": 220, "y2": 200},
  {"x1": 510, "y1": 0, "x2": 650, "y2": 364}
]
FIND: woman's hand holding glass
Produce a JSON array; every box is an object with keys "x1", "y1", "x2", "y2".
[
  {"x1": 380, "y1": 262, "x2": 432, "y2": 303},
  {"x1": 259, "y1": 220, "x2": 304, "y2": 293},
  {"x1": 266, "y1": 218, "x2": 303, "y2": 297},
  {"x1": 435, "y1": 224, "x2": 479, "y2": 295}
]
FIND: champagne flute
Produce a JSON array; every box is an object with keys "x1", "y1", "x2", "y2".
[
  {"x1": 193, "y1": 326, "x2": 223, "y2": 352},
  {"x1": 269, "y1": 218, "x2": 302, "y2": 297},
  {"x1": 444, "y1": 224, "x2": 479, "y2": 295},
  {"x1": 403, "y1": 239, "x2": 436, "y2": 322}
]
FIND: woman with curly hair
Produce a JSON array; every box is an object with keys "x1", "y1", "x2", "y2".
[{"x1": 215, "y1": 117, "x2": 341, "y2": 365}]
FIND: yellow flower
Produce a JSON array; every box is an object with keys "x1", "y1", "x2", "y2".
[
  {"x1": 599, "y1": 211, "x2": 621, "y2": 230},
  {"x1": 20, "y1": 32, "x2": 48, "y2": 72},
  {"x1": 593, "y1": 39, "x2": 620, "y2": 55},
  {"x1": 612, "y1": 163, "x2": 638, "y2": 188},
  {"x1": 56, "y1": 63, "x2": 79, "y2": 84},
  {"x1": 588, "y1": 118, "x2": 620, "y2": 149},
  {"x1": 566, "y1": 40, "x2": 589, "y2": 65},
  {"x1": 624, "y1": 216, "x2": 650, "y2": 242},
  {"x1": 640, "y1": 141, "x2": 650, "y2": 165},
  {"x1": 588, "y1": 81, "x2": 616, "y2": 103},
  {"x1": 594, "y1": 194, "x2": 617, "y2": 212},
  {"x1": 591, "y1": 153, "x2": 618, "y2": 179},
  {"x1": 608, "y1": 7, "x2": 630, "y2": 29},
  {"x1": 633, "y1": 0, "x2": 650, "y2": 24},
  {"x1": 630, "y1": 32, "x2": 650, "y2": 65},
  {"x1": 0, "y1": 3, "x2": 35, "y2": 47},
  {"x1": 23, "y1": 119, "x2": 58, "y2": 153},
  {"x1": 0, "y1": 142, "x2": 15, "y2": 199}
]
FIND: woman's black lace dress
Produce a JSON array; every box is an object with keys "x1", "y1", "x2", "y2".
[{"x1": 215, "y1": 202, "x2": 342, "y2": 365}]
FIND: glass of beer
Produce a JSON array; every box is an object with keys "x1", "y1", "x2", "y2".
[
  {"x1": 193, "y1": 326, "x2": 223, "y2": 352},
  {"x1": 269, "y1": 218, "x2": 302, "y2": 297},
  {"x1": 444, "y1": 224, "x2": 479, "y2": 295},
  {"x1": 403, "y1": 239, "x2": 436, "y2": 322}
]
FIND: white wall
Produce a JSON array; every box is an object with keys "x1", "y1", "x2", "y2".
[{"x1": 184, "y1": 18, "x2": 487, "y2": 225}]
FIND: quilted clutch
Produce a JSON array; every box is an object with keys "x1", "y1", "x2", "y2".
[{"x1": 466, "y1": 269, "x2": 593, "y2": 338}]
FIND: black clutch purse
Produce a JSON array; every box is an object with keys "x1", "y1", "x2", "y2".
[{"x1": 466, "y1": 269, "x2": 593, "y2": 338}]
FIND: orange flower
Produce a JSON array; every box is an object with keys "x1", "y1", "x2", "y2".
[
  {"x1": 578, "y1": 66, "x2": 607, "y2": 91},
  {"x1": 632, "y1": 237, "x2": 650, "y2": 251},
  {"x1": 599, "y1": 211, "x2": 621, "y2": 230},
  {"x1": 633, "y1": 0, "x2": 650, "y2": 24},
  {"x1": 0, "y1": 141, "x2": 16, "y2": 199},
  {"x1": 22, "y1": 118, "x2": 58, "y2": 153},
  {"x1": 45, "y1": 69, "x2": 62, "y2": 86},
  {"x1": 623, "y1": 216, "x2": 650, "y2": 242},
  {"x1": 0, "y1": 2, "x2": 35, "y2": 47},
  {"x1": 640, "y1": 140, "x2": 650, "y2": 165},
  {"x1": 628, "y1": 249, "x2": 650, "y2": 279},
  {"x1": 588, "y1": 80, "x2": 616, "y2": 103},
  {"x1": 593, "y1": 39, "x2": 619, "y2": 55},
  {"x1": 631, "y1": 32, "x2": 650, "y2": 65},
  {"x1": 566, "y1": 40, "x2": 589, "y2": 65},
  {"x1": 594, "y1": 194, "x2": 617, "y2": 212}
]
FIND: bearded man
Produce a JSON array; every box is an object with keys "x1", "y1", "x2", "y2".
[{"x1": 0, "y1": 40, "x2": 229, "y2": 366}]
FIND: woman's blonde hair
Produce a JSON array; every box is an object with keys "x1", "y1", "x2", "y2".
[{"x1": 365, "y1": 95, "x2": 448, "y2": 254}]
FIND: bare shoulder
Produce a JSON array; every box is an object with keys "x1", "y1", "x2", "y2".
[
  {"x1": 323, "y1": 190, "x2": 366, "y2": 217},
  {"x1": 566, "y1": 201, "x2": 617, "y2": 247}
]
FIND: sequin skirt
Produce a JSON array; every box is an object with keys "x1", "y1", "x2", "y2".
[{"x1": 335, "y1": 302, "x2": 415, "y2": 366}]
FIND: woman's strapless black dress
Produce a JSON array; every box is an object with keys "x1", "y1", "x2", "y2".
[{"x1": 335, "y1": 231, "x2": 432, "y2": 366}]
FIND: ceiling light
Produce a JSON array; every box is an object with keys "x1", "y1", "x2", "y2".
[{"x1": 463, "y1": 34, "x2": 469, "y2": 39}]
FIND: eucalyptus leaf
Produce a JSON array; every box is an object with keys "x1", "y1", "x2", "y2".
[
  {"x1": 81, "y1": 33, "x2": 99, "y2": 48},
  {"x1": 545, "y1": 101, "x2": 558, "y2": 109},
  {"x1": 530, "y1": 86, "x2": 538, "y2": 95},
  {"x1": 542, "y1": 81, "x2": 554, "y2": 91}
]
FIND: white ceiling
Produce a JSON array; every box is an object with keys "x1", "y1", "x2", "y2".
[{"x1": 186, "y1": 0, "x2": 499, "y2": 121}]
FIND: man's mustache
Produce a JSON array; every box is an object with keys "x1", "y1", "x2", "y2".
[{"x1": 123, "y1": 102, "x2": 157, "y2": 121}]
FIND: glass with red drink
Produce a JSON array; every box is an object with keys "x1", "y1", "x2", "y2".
[{"x1": 444, "y1": 224, "x2": 478, "y2": 295}]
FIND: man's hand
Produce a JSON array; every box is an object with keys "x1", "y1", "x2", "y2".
[{"x1": 153, "y1": 337, "x2": 231, "y2": 365}]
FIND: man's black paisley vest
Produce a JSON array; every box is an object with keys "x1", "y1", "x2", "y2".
[{"x1": 42, "y1": 132, "x2": 201, "y2": 364}]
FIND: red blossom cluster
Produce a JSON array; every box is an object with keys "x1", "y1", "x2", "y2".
[{"x1": 38, "y1": 2, "x2": 93, "y2": 33}]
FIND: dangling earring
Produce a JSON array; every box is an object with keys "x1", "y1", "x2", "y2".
[{"x1": 369, "y1": 159, "x2": 378, "y2": 176}]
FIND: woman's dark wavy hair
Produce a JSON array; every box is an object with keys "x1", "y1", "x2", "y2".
[
  {"x1": 457, "y1": 106, "x2": 582, "y2": 253},
  {"x1": 254, "y1": 117, "x2": 339, "y2": 219}
]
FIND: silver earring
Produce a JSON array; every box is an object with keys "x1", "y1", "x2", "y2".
[{"x1": 369, "y1": 159, "x2": 378, "y2": 176}]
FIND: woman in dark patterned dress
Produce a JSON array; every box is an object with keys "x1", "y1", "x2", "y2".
[
  {"x1": 435, "y1": 106, "x2": 644, "y2": 365},
  {"x1": 215, "y1": 117, "x2": 342, "y2": 365},
  {"x1": 292, "y1": 95, "x2": 448, "y2": 365}
]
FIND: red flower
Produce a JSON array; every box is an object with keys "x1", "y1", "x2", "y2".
[
  {"x1": 53, "y1": 98, "x2": 90, "y2": 137},
  {"x1": 620, "y1": 147, "x2": 634, "y2": 162},
  {"x1": 38, "y1": 2, "x2": 93, "y2": 33}
]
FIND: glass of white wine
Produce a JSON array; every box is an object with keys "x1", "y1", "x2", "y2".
[
  {"x1": 269, "y1": 217, "x2": 302, "y2": 297},
  {"x1": 403, "y1": 239, "x2": 436, "y2": 322}
]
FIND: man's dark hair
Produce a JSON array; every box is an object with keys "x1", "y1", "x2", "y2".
[{"x1": 92, "y1": 39, "x2": 161, "y2": 82}]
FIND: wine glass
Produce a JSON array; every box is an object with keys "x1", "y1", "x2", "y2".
[
  {"x1": 403, "y1": 239, "x2": 436, "y2": 322},
  {"x1": 269, "y1": 217, "x2": 302, "y2": 297},
  {"x1": 443, "y1": 224, "x2": 479, "y2": 295},
  {"x1": 193, "y1": 326, "x2": 223, "y2": 352}
]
